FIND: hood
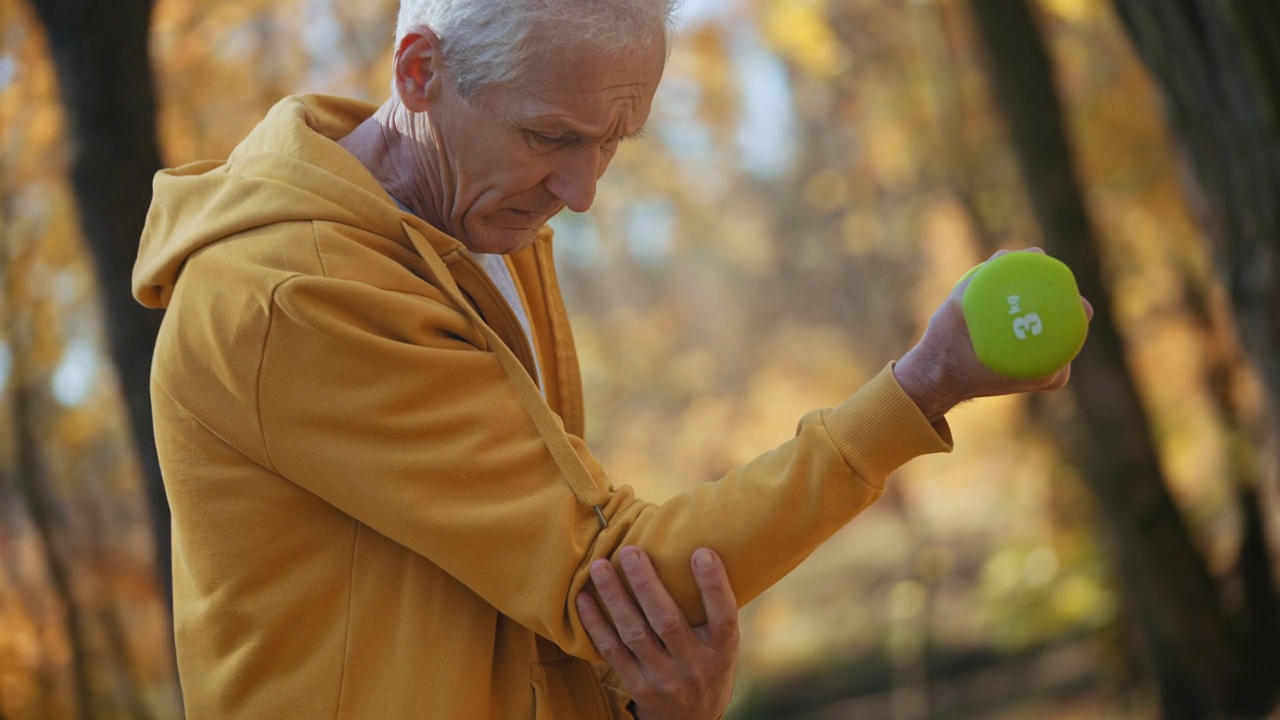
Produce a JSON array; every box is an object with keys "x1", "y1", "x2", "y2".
[{"x1": 134, "y1": 94, "x2": 463, "y2": 308}]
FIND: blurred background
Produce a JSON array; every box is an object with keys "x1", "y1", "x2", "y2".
[{"x1": 2, "y1": 0, "x2": 1279, "y2": 718}]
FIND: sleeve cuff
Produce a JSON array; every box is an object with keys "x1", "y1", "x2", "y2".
[{"x1": 822, "y1": 362, "x2": 954, "y2": 489}]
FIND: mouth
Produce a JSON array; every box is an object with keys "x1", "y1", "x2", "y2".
[{"x1": 504, "y1": 206, "x2": 561, "y2": 226}]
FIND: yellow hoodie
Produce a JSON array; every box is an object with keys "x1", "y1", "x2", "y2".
[{"x1": 134, "y1": 95, "x2": 952, "y2": 719}]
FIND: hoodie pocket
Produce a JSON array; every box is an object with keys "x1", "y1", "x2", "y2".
[{"x1": 530, "y1": 657, "x2": 613, "y2": 720}]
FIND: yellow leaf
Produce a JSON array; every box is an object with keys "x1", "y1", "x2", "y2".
[{"x1": 762, "y1": 0, "x2": 846, "y2": 78}]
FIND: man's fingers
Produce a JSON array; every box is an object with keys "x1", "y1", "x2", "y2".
[
  {"x1": 618, "y1": 546, "x2": 697, "y2": 655},
  {"x1": 690, "y1": 548, "x2": 739, "y2": 652},
  {"x1": 577, "y1": 591, "x2": 638, "y2": 678},
  {"x1": 1050, "y1": 363, "x2": 1072, "y2": 390},
  {"x1": 590, "y1": 558, "x2": 672, "y2": 668},
  {"x1": 986, "y1": 246, "x2": 1045, "y2": 260}
]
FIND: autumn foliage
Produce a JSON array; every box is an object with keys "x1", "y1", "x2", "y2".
[{"x1": 1, "y1": 0, "x2": 1275, "y2": 717}]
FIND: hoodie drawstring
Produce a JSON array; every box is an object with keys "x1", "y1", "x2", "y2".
[{"x1": 401, "y1": 222, "x2": 610, "y2": 529}]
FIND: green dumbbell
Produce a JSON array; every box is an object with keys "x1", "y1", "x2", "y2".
[{"x1": 956, "y1": 252, "x2": 1088, "y2": 379}]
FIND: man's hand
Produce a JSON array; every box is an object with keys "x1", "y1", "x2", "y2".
[
  {"x1": 895, "y1": 247, "x2": 1095, "y2": 422},
  {"x1": 577, "y1": 546, "x2": 739, "y2": 720}
]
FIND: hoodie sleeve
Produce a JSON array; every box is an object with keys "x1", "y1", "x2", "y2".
[{"x1": 256, "y1": 261, "x2": 951, "y2": 663}]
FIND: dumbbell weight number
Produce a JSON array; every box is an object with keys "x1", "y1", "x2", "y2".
[{"x1": 958, "y1": 253, "x2": 1088, "y2": 379}]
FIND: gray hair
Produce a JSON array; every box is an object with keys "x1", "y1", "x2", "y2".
[{"x1": 395, "y1": 0, "x2": 680, "y2": 99}]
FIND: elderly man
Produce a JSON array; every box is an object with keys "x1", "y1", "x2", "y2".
[{"x1": 134, "y1": 0, "x2": 1083, "y2": 718}]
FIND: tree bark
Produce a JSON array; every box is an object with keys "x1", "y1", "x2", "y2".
[
  {"x1": 9, "y1": 391, "x2": 93, "y2": 720},
  {"x1": 2, "y1": 325, "x2": 93, "y2": 720},
  {"x1": 968, "y1": 1, "x2": 1278, "y2": 716},
  {"x1": 24, "y1": 0, "x2": 169, "y2": 605},
  {"x1": 1111, "y1": 0, "x2": 1280, "y2": 713},
  {"x1": 1112, "y1": 0, "x2": 1280, "y2": 432}
]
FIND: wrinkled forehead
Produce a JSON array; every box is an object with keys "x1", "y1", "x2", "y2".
[
  {"x1": 532, "y1": 39, "x2": 664, "y2": 96},
  {"x1": 487, "y1": 37, "x2": 667, "y2": 131}
]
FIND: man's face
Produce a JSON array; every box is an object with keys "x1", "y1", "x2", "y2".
[{"x1": 426, "y1": 37, "x2": 665, "y2": 255}]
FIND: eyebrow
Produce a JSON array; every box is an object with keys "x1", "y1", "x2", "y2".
[
  {"x1": 559, "y1": 124, "x2": 648, "y2": 142},
  {"x1": 518, "y1": 116, "x2": 649, "y2": 144}
]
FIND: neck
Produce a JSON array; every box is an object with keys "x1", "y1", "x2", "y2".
[{"x1": 338, "y1": 99, "x2": 455, "y2": 238}]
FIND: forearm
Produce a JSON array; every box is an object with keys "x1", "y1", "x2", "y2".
[
  {"x1": 258, "y1": 283, "x2": 948, "y2": 662},
  {"x1": 559, "y1": 364, "x2": 952, "y2": 654}
]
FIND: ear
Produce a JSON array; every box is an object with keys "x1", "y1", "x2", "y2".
[{"x1": 392, "y1": 25, "x2": 445, "y2": 112}]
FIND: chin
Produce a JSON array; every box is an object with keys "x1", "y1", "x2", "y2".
[{"x1": 463, "y1": 226, "x2": 540, "y2": 256}]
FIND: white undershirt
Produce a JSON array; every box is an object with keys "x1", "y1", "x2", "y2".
[
  {"x1": 392, "y1": 199, "x2": 544, "y2": 396},
  {"x1": 468, "y1": 250, "x2": 544, "y2": 396}
]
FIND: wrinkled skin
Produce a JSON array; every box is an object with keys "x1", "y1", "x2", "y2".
[
  {"x1": 578, "y1": 547, "x2": 739, "y2": 720},
  {"x1": 895, "y1": 247, "x2": 1094, "y2": 422}
]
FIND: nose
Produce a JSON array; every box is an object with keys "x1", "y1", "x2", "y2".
[{"x1": 545, "y1": 145, "x2": 604, "y2": 213}]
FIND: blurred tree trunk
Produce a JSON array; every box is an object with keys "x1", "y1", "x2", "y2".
[
  {"x1": 1111, "y1": 0, "x2": 1280, "y2": 428},
  {"x1": 23, "y1": 0, "x2": 169, "y2": 604},
  {"x1": 0, "y1": 248, "x2": 94, "y2": 716},
  {"x1": 6, "y1": 342, "x2": 92, "y2": 720},
  {"x1": 1111, "y1": 4, "x2": 1280, "y2": 712},
  {"x1": 968, "y1": 1, "x2": 1280, "y2": 717}
]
